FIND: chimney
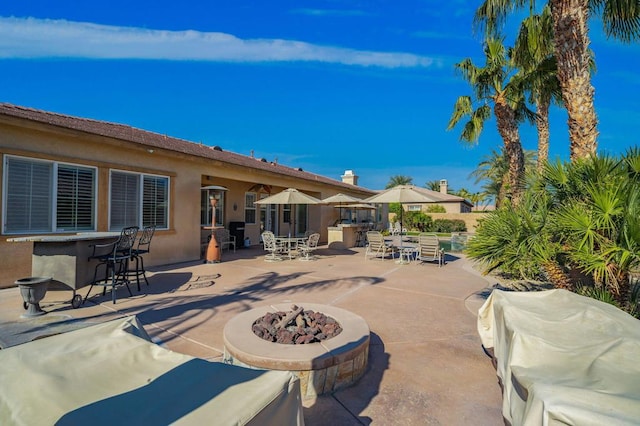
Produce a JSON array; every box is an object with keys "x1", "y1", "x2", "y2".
[
  {"x1": 439, "y1": 179, "x2": 448, "y2": 194},
  {"x1": 341, "y1": 170, "x2": 358, "y2": 185}
]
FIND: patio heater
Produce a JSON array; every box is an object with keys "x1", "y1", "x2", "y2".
[{"x1": 202, "y1": 185, "x2": 227, "y2": 264}]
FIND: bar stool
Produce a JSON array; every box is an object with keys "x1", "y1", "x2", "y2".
[
  {"x1": 84, "y1": 226, "x2": 139, "y2": 304},
  {"x1": 128, "y1": 225, "x2": 155, "y2": 291}
]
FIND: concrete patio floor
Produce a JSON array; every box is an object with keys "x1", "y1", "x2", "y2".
[{"x1": 0, "y1": 245, "x2": 503, "y2": 425}]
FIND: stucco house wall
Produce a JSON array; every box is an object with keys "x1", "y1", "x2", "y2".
[{"x1": 0, "y1": 104, "x2": 375, "y2": 288}]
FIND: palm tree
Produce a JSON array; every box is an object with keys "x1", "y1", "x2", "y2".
[
  {"x1": 386, "y1": 175, "x2": 413, "y2": 189},
  {"x1": 455, "y1": 188, "x2": 472, "y2": 200},
  {"x1": 475, "y1": 0, "x2": 640, "y2": 161},
  {"x1": 511, "y1": 5, "x2": 563, "y2": 172},
  {"x1": 470, "y1": 147, "x2": 536, "y2": 208},
  {"x1": 448, "y1": 37, "x2": 528, "y2": 206},
  {"x1": 544, "y1": 151, "x2": 640, "y2": 307},
  {"x1": 425, "y1": 180, "x2": 441, "y2": 191},
  {"x1": 469, "y1": 191, "x2": 491, "y2": 210}
]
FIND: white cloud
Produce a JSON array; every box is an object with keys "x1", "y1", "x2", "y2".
[{"x1": 0, "y1": 16, "x2": 436, "y2": 68}]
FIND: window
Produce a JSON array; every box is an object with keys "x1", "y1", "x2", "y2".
[
  {"x1": 283, "y1": 204, "x2": 291, "y2": 224},
  {"x1": 3, "y1": 155, "x2": 96, "y2": 234},
  {"x1": 408, "y1": 204, "x2": 422, "y2": 212},
  {"x1": 200, "y1": 190, "x2": 224, "y2": 227},
  {"x1": 244, "y1": 192, "x2": 257, "y2": 224},
  {"x1": 295, "y1": 204, "x2": 307, "y2": 235},
  {"x1": 110, "y1": 171, "x2": 168, "y2": 230}
]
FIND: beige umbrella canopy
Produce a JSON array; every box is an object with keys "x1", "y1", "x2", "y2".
[
  {"x1": 336, "y1": 203, "x2": 376, "y2": 210},
  {"x1": 322, "y1": 193, "x2": 363, "y2": 221},
  {"x1": 255, "y1": 188, "x2": 324, "y2": 205},
  {"x1": 363, "y1": 185, "x2": 439, "y2": 241},
  {"x1": 362, "y1": 185, "x2": 439, "y2": 204},
  {"x1": 255, "y1": 188, "x2": 324, "y2": 236}
]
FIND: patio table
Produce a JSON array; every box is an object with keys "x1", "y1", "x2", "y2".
[{"x1": 275, "y1": 236, "x2": 307, "y2": 259}]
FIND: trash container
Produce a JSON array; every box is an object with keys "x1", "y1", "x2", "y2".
[{"x1": 229, "y1": 221, "x2": 245, "y2": 248}]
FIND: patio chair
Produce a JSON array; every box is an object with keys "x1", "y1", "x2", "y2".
[
  {"x1": 365, "y1": 231, "x2": 398, "y2": 261},
  {"x1": 261, "y1": 231, "x2": 286, "y2": 262},
  {"x1": 84, "y1": 226, "x2": 139, "y2": 304},
  {"x1": 215, "y1": 228, "x2": 236, "y2": 253},
  {"x1": 297, "y1": 232, "x2": 320, "y2": 261},
  {"x1": 415, "y1": 233, "x2": 445, "y2": 267},
  {"x1": 127, "y1": 225, "x2": 155, "y2": 291}
]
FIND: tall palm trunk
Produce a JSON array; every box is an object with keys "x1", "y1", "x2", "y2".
[
  {"x1": 494, "y1": 98, "x2": 525, "y2": 206},
  {"x1": 549, "y1": 0, "x2": 598, "y2": 160},
  {"x1": 535, "y1": 96, "x2": 551, "y2": 173}
]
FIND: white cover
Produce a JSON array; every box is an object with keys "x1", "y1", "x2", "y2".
[
  {"x1": 0, "y1": 316, "x2": 304, "y2": 426},
  {"x1": 478, "y1": 289, "x2": 640, "y2": 425}
]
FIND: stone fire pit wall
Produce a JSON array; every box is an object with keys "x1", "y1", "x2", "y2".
[{"x1": 223, "y1": 303, "x2": 370, "y2": 399}]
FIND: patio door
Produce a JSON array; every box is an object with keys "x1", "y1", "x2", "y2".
[{"x1": 259, "y1": 194, "x2": 278, "y2": 235}]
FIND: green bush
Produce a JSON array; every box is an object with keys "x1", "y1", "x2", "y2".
[
  {"x1": 467, "y1": 150, "x2": 640, "y2": 316},
  {"x1": 426, "y1": 204, "x2": 446, "y2": 213},
  {"x1": 404, "y1": 211, "x2": 433, "y2": 232},
  {"x1": 432, "y1": 218, "x2": 467, "y2": 233}
]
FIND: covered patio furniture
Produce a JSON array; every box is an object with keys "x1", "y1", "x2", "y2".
[
  {"x1": 297, "y1": 232, "x2": 320, "y2": 261},
  {"x1": 0, "y1": 316, "x2": 304, "y2": 425},
  {"x1": 415, "y1": 233, "x2": 445, "y2": 267},
  {"x1": 84, "y1": 226, "x2": 139, "y2": 305},
  {"x1": 478, "y1": 289, "x2": 640, "y2": 425},
  {"x1": 365, "y1": 231, "x2": 398, "y2": 261}
]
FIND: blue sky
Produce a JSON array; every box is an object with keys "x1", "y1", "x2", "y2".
[{"x1": 1, "y1": 1, "x2": 638, "y2": 192}]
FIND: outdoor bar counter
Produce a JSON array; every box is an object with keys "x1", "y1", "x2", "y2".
[
  {"x1": 7, "y1": 232, "x2": 120, "y2": 291},
  {"x1": 327, "y1": 224, "x2": 368, "y2": 249}
]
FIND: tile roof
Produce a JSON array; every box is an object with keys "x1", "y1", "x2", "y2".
[{"x1": 0, "y1": 103, "x2": 374, "y2": 194}]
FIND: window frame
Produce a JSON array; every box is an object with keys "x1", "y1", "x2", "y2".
[
  {"x1": 244, "y1": 192, "x2": 257, "y2": 224},
  {"x1": 109, "y1": 169, "x2": 169, "y2": 231},
  {"x1": 2, "y1": 155, "x2": 98, "y2": 235}
]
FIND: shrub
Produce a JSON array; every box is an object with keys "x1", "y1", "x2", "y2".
[
  {"x1": 404, "y1": 211, "x2": 433, "y2": 232},
  {"x1": 426, "y1": 204, "x2": 446, "y2": 213},
  {"x1": 432, "y1": 218, "x2": 466, "y2": 233}
]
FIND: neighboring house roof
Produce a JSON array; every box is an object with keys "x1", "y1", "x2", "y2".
[
  {"x1": 410, "y1": 186, "x2": 473, "y2": 207},
  {"x1": 0, "y1": 103, "x2": 374, "y2": 195}
]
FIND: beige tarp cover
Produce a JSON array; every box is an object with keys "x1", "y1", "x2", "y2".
[
  {"x1": 478, "y1": 289, "x2": 640, "y2": 425},
  {"x1": 0, "y1": 316, "x2": 304, "y2": 426}
]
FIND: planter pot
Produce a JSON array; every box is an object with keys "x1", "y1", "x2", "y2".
[{"x1": 16, "y1": 277, "x2": 51, "y2": 318}]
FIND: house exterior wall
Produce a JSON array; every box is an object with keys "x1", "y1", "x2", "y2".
[{"x1": 0, "y1": 114, "x2": 373, "y2": 288}]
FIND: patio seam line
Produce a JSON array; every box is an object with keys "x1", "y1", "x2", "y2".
[
  {"x1": 329, "y1": 281, "x2": 372, "y2": 305},
  {"x1": 382, "y1": 333, "x2": 479, "y2": 346},
  {"x1": 372, "y1": 284, "x2": 469, "y2": 301},
  {"x1": 87, "y1": 298, "x2": 226, "y2": 356},
  {"x1": 140, "y1": 319, "x2": 224, "y2": 355},
  {"x1": 331, "y1": 394, "x2": 368, "y2": 426}
]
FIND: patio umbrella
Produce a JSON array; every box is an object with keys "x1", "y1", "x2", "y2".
[
  {"x1": 254, "y1": 188, "x2": 324, "y2": 237},
  {"x1": 321, "y1": 193, "x2": 362, "y2": 222},
  {"x1": 335, "y1": 203, "x2": 376, "y2": 224},
  {"x1": 362, "y1": 185, "x2": 439, "y2": 251}
]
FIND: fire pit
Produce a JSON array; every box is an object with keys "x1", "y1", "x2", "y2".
[
  {"x1": 224, "y1": 303, "x2": 369, "y2": 399},
  {"x1": 252, "y1": 304, "x2": 343, "y2": 344}
]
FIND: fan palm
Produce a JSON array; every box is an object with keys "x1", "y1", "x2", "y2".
[
  {"x1": 469, "y1": 146, "x2": 536, "y2": 208},
  {"x1": 511, "y1": 5, "x2": 563, "y2": 172},
  {"x1": 448, "y1": 37, "x2": 529, "y2": 206},
  {"x1": 475, "y1": 0, "x2": 640, "y2": 161},
  {"x1": 386, "y1": 175, "x2": 413, "y2": 189}
]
